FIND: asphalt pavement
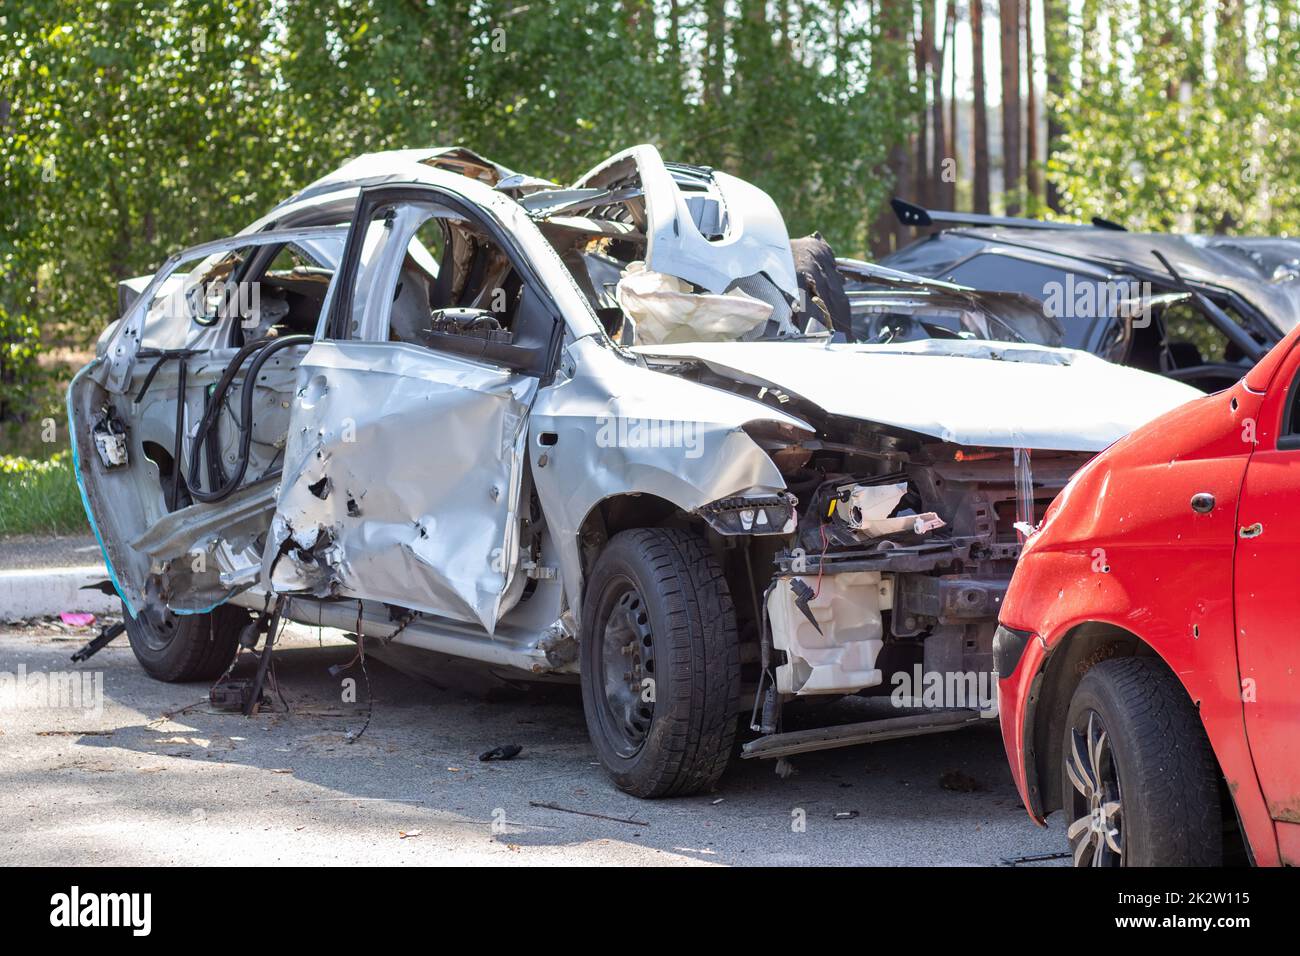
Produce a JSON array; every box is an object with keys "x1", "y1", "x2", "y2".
[{"x1": 0, "y1": 620, "x2": 1066, "y2": 866}]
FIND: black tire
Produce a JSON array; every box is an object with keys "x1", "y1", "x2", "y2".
[
  {"x1": 124, "y1": 601, "x2": 246, "y2": 683},
  {"x1": 580, "y1": 528, "x2": 740, "y2": 798},
  {"x1": 1061, "y1": 657, "x2": 1222, "y2": 866}
]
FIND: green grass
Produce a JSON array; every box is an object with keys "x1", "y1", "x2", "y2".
[{"x1": 0, "y1": 452, "x2": 90, "y2": 536}]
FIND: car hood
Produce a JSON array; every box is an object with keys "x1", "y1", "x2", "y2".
[{"x1": 633, "y1": 339, "x2": 1201, "y2": 451}]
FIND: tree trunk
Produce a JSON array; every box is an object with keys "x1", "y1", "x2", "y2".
[
  {"x1": 915, "y1": 2, "x2": 934, "y2": 209},
  {"x1": 999, "y1": 0, "x2": 1022, "y2": 214},
  {"x1": 667, "y1": 0, "x2": 684, "y2": 94},
  {"x1": 870, "y1": 3, "x2": 913, "y2": 254},
  {"x1": 704, "y1": 0, "x2": 727, "y2": 109},
  {"x1": 972, "y1": 0, "x2": 991, "y2": 213},
  {"x1": 1024, "y1": 0, "x2": 1041, "y2": 205},
  {"x1": 932, "y1": 2, "x2": 951, "y2": 209},
  {"x1": 948, "y1": 2, "x2": 959, "y2": 210},
  {"x1": 1043, "y1": 0, "x2": 1064, "y2": 212}
]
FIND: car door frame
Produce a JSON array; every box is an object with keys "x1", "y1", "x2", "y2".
[
  {"x1": 264, "y1": 183, "x2": 566, "y2": 632},
  {"x1": 324, "y1": 184, "x2": 565, "y2": 373},
  {"x1": 97, "y1": 227, "x2": 353, "y2": 396}
]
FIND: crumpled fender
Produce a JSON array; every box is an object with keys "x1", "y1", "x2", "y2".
[{"x1": 530, "y1": 335, "x2": 811, "y2": 620}]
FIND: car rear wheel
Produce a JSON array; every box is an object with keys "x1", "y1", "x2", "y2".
[
  {"x1": 580, "y1": 528, "x2": 740, "y2": 798},
  {"x1": 1061, "y1": 657, "x2": 1222, "y2": 866},
  {"x1": 124, "y1": 601, "x2": 246, "y2": 683}
]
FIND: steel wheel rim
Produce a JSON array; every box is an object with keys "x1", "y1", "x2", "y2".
[
  {"x1": 1065, "y1": 709, "x2": 1124, "y2": 867},
  {"x1": 598, "y1": 581, "x2": 656, "y2": 758},
  {"x1": 139, "y1": 606, "x2": 181, "y2": 652}
]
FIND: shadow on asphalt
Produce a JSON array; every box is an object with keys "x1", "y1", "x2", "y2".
[{"x1": 15, "y1": 632, "x2": 1054, "y2": 865}]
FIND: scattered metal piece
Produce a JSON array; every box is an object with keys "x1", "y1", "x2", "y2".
[
  {"x1": 1000, "y1": 850, "x2": 1072, "y2": 866},
  {"x1": 70, "y1": 621, "x2": 125, "y2": 664},
  {"x1": 745, "y1": 710, "x2": 982, "y2": 760},
  {"x1": 528, "y1": 801, "x2": 648, "y2": 827}
]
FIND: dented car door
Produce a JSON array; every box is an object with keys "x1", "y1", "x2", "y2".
[{"x1": 265, "y1": 186, "x2": 561, "y2": 633}]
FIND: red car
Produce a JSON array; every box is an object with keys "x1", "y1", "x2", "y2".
[{"x1": 996, "y1": 322, "x2": 1300, "y2": 867}]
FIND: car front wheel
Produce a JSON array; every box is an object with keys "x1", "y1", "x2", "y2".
[
  {"x1": 580, "y1": 527, "x2": 740, "y2": 798},
  {"x1": 124, "y1": 601, "x2": 247, "y2": 683},
  {"x1": 1061, "y1": 656, "x2": 1222, "y2": 866}
]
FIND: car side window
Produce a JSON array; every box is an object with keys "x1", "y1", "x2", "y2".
[
  {"x1": 340, "y1": 197, "x2": 557, "y2": 374},
  {"x1": 137, "y1": 248, "x2": 248, "y2": 350}
]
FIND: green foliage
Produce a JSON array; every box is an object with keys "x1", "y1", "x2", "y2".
[
  {"x1": 0, "y1": 1, "x2": 920, "y2": 425},
  {"x1": 1046, "y1": 0, "x2": 1300, "y2": 233},
  {"x1": 0, "y1": 451, "x2": 87, "y2": 535}
]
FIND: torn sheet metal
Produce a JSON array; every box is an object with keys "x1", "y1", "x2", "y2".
[
  {"x1": 265, "y1": 340, "x2": 537, "y2": 633},
  {"x1": 572, "y1": 144, "x2": 799, "y2": 300},
  {"x1": 243, "y1": 159, "x2": 607, "y2": 343},
  {"x1": 634, "y1": 339, "x2": 1201, "y2": 451},
  {"x1": 615, "y1": 262, "x2": 773, "y2": 345},
  {"x1": 69, "y1": 339, "x2": 304, "y2": 618},
  {"x1": 282, "y1": 146, "x2": 521, "y2": 207}
]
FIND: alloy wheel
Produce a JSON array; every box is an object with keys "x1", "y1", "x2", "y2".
[{"x1": 1065, "y1": 710, "x2": 1124, "y2": 866}]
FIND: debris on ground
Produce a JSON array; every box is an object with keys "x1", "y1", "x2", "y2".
[
  {"x1": 479, "y1": 743, "x2": 523, "y2": 761},
  {"x1": 209, "y1": 679, "x2": 270, "y2": 714},
  {"x1": 529, "y1": 801, "x2": 648, "y2": 827},
  {"x1": 1000, "y1": 850, "x2": 1072, "y2": 866},
  {"x1": 59, "y1": 612, "x2": 96, "y2": 627},
  {"x1": 70, "y1": 620, "x2": 125, "y2": 663}
]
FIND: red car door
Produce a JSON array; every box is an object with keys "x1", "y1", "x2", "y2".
[{"x1": 1234, "y1": 345, "x2": 1300, "y2": 843}]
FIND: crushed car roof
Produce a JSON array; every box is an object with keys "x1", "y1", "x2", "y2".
[{"x1": 885, "y1": 222, "x2": 1300, "y2": 333}]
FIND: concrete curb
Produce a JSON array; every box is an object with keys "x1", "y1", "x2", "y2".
[{"x1": 0, "y1": 566, "x2": 119, "y2": 620}]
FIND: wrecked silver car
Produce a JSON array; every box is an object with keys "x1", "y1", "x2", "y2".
[{"x1": 69, "y1": 146, "x2": 1199, "y2": 796}]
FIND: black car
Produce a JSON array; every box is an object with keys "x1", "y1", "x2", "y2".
[{"x1": 878, "y1": 199, "x2": 1300, "y2": 392}]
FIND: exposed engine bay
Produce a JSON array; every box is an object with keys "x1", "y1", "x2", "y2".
[{"x1": 642, "y1": 352, "x2": 1090, "y2": 737}]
